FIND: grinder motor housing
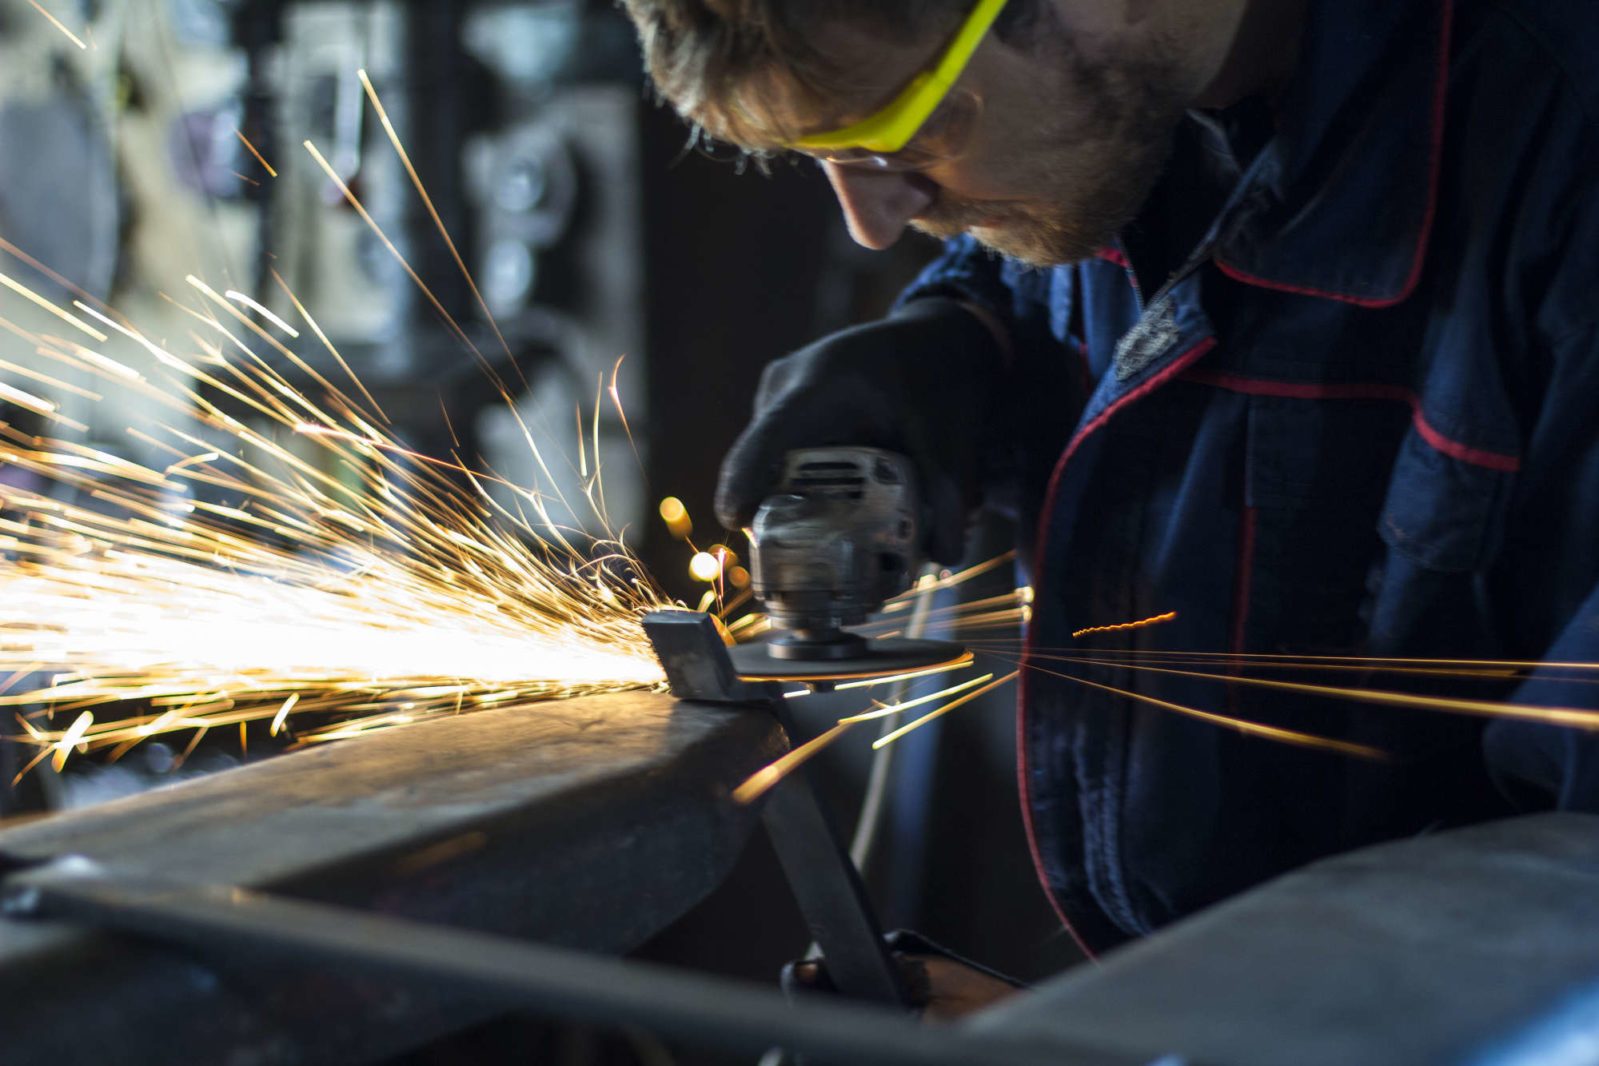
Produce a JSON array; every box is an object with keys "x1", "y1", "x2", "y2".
[{"x1": 750, "y1": 448, "x2": 921, "y2": 661}]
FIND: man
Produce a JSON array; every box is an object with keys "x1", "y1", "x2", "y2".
[{"x1": 622, "y1": 0, "x2": 1599, "y2": 980}]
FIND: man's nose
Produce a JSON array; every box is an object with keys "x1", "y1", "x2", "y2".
[{"x1": 822, "y1": 162, "x2": 937, "y2": 250}]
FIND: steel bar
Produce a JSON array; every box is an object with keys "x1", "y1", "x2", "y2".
[
  {"x1": 762, "y1": 706, "x2": 908, "y2": 1005},
  {"x1": 0, "y1": 690, "x2": 784, "y2": 1065},
  {"x1": 2, "y1": 859, "x2": 1145, "y2": 1066},
  {"x1": 643, "y1": 609, "x2": 911, "y2": 1005}
]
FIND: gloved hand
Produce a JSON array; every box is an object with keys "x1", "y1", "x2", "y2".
[{"x1": 715, "y1": 298, "x2": 1005, "y2": 565}]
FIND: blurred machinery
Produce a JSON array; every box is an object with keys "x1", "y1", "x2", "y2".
[
  {"x1": 0, "y1": 0, "x2": 650, "y2": 529},
  {"x1": 0, "y1": 0, "x2": 933, "y2": 588},
  {"x1": 205, "y1": 0, "x2": 650, "y2": 534},
  {"x1": 0, "y1": 0, "x2": 669, "y2": 814}
]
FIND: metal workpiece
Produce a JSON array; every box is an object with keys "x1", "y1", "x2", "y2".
[
  {"x1": 968, "y1": 813, "x2": 1599, "y2": 1066},
  {"x1": 758, "y1": 751, "x2": 908, "y2": 1006},
  {"x1": 0, "y1": 691, "x2": 785, "y2": 1065},
  {"x1": 642, "y1": 608, "x2": 779, "y2": 703},
  {"x1": 2, "y1": 861, "x2": 1142, "y2": 1066}
]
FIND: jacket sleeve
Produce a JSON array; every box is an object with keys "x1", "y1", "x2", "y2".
[
  {"x1": 1483, "y1": 586, "x2": 1599, "y2": 809},
  {"x1": 1483, "y1": 319, "x2": 1599, "y2": 810},
  {"x1": 1465, "y1": 15, "x2": 1599, "y2": 811},
  {"x1": 892, "y1": 236, "x2": 1088, "y2": 525}
]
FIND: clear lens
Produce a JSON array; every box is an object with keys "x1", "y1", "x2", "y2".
[{"x1": 690, "y1": 130, "x2": 777, "y2": 173}]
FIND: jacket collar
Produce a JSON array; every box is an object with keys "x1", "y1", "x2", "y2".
[{"x1": 1212, "y1": 0, "x2": 1455, "y2": 308}]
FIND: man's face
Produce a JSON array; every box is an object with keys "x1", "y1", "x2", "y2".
[{"x1": 707, "y1": 1, "x2": 1244, "y2": 267}]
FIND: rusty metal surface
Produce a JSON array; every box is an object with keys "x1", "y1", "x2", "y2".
[{"x1": 0, "y1": 690, "x2": 786, "y2": 1065}]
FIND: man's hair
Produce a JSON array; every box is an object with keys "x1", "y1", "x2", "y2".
[{"x1": 621, "y1": 0, "x2": 1033, "y2": 149}]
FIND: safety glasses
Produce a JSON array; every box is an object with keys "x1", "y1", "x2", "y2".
[{"x1": 787, "y1": 0, "x2": 1009, "y2": 172}]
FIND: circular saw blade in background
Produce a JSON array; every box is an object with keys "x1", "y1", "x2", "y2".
[{"x1": 0, "y1": 91, "x2": 121, "y2": 299}]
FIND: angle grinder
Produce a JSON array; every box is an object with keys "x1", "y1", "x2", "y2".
[{"x1": 726, "y1": 447, "x2": 969, "y2": 683}]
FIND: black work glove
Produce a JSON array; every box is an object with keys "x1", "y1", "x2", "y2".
[{"x1": 715, "y1": 298, "x2": 1004, "y2": 565}]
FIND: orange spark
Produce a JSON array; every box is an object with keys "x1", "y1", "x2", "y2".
[
  {"x1": 1023, "y1": 647, "x2": 1599, "y2": 674},
  {"x1": 27, "y1": 0, "x2": 88, "y2": 50},
  {"x1": 609, "y1": 355, "x2": 644, "y2": 469},
  {"x1": 1012, "y1": 648, "x2": 1525, "y2": 683},
  {"x1": 884, "y1": 551, "x2": 1017, "y2": 604},
  {"x1": 224, "y1": 290, "x2": 300, "y2": 338},
  {"x1": 872, "y1": 672, "x2": 1018, "y2": 749},
  {"x1": 837, "y1": 673, "x2": 996, "y2": 724},
  {"x1": 302, "y1": 140, "x2": 487, "y2": 373},
  {"x1": 733, "y1": 722, "x2": 854, "y2": 805},
  {"x1": 0, "y1": 272, "x2": 108, "y2": 342},
  {"x1": 269, "y1": 268, "x2": 387, "y2": 420},
  {"x1": 0, "y1": 264, "x2": 671, "y2": 772},
  {"x1": 828, "y1": 660, "x2": 975, "y2": 693},
  {"x1": 999, "y1": 654, "x2": 1388, "y2": 760},
  {"x1": 1073, "y1": 610, "x2": 1179, "y2": 640},
  {"x1": 356, "y1": 70, "x2": 522, "y2": 388},
  {"x1": 233, "y1": 129, "x2": 279, "y2": 178},
  {"x1": 270, "y1": 694, "x2": 299, "y2": 737},
  {"x1": 51, "y1": 711, "x2": 94, "y2": 771},
  {"x1": 1070, "y1": 655, "x2": 1599, "y2": 731}
]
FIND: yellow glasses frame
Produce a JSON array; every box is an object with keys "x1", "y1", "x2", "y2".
[{"x1": 789, "y1": 0, "x2": 1011, "y2": 155}]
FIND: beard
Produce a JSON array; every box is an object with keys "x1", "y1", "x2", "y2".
[{"x1": 912, "y1": 29, "x2": 1185, "y2": 268}]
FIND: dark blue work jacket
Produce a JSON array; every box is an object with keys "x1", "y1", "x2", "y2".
[{"x1": 900, "y1": 0, "x2": 1599, "y2": 953}]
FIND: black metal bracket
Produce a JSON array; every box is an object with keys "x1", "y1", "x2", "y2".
[
  {"x1": 641, "y1": 609, "x2": 778, "y2": 703},
  {"x1": 642, "y1": 608, "x2": 912, "y2": 1007}
]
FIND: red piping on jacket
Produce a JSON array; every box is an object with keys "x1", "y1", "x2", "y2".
[
  {"x1": 1410, "y1": 414, "x2": 1519, "y2": 473},
  {"x1": 1018, "y1": 337, "x2": 1219, "y2": 958},
  {"x1": 1214, "y1": 0, "x2": 1456, "y2": 309},
  {"x1": 1183, "y1": 368, "x2": 1521, "y2": 473},
  {"x1": 1094, "y1": 247, "x2": 1130, "y2": 269}
]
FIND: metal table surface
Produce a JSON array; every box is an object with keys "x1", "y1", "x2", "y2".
[
  {"x1": 968, "y1": 812, "x2": 1599, "y2": 1066},
  {"x1": 0, "y1": 690, "x2": 785, "y2": 1065}
]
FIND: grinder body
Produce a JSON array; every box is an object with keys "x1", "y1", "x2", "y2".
[{"x1": 750, "y1": 448, "x2": 921, "y2": 662}]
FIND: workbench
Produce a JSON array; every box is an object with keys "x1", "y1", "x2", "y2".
[{"x1": 0, "y1": 691, "x2": 783, "y2": 1064}]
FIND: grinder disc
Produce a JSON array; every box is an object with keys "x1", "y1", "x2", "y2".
[{"x1": 729, "y1": 637, "x2": 971, "y2": 683}]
